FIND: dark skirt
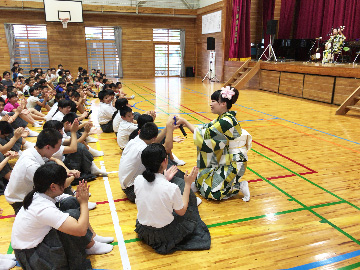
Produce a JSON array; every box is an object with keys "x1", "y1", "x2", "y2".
[
  {"x1": 122, "y1": 185, "x2": 135, "y2": 203},
  {"x1": 0, "y1": 152, "x2": 12, "y2": 196},
  {"x1": 100, "y1": 120, "x2": 114, "y2": 133},
  {"x1": 64, "y1": 143, "x2": 94, "y2": 174},
  {"x1": 135, "y1": 177, "x2": 211, "y2": 254},
  {"x1": 7, "y1": 112, "x2": 28, "y2": 128},
  {"x1": 0, "y1": 134, "x2": 22, "y2": 152},
  {"x1": 14, "y1": 196, "x2": 93, "y2": 270}
]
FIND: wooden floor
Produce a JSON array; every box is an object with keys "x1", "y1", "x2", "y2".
[{"x1": 1, "y1": 77, "x2": 360, "y2": 269}]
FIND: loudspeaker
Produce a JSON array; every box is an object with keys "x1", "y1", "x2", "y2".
[
  {"x1": 186, "y1": 67, "x2": 194, "y2": 77},
  {"x1": 207, "y1": 37, "x2": 215, "y2": 50},
  {"x1": 266, "y1": 20, "x2": 278, "y2": 35}
]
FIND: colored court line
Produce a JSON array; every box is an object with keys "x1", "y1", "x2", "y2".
[
  {"x1": 0, "y1": 214, "x2": 15, "y2": 220},
  {"x1": 183, "y1": 87, "x2": 360, "y2": 146},
  {"x1": 106, "y1": 200, "x2": 346, "y2": 246},
  {"x1": 338, "y1": 261, "x2": 360, "y2": 270},
  {"x1": 284, "y1": 250, "x2": 360, "y2": 270}
]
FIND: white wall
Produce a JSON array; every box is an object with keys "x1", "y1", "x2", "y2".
[{"x1": 199, "y1": 0, "x2": 222, "y2": 8}]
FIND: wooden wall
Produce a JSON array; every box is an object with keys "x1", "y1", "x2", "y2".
[{"x1": 0, "y1": 10, "x2": 196, "y2": 78}]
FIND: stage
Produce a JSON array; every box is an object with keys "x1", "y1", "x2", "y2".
[{"x1": 224, "y1": 60, "x2": 360, "y2": 105}]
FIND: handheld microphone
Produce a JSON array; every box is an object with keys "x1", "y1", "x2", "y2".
[{"x1": 179, "y1": 125, "x2": 187, "y2": 137}]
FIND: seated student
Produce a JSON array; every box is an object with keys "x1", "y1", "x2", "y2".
[
  {"x1": 52, "y1": 99, "x2": 73, "y2": 122},
  {"x1": 134, "y1": 143, "x2": 210, "y2": 254},
  {"x1": 11, "y1": 164, "x2": 113, "y2": 270},
  {"x1": 98, "y1": 90, "x2": 116, "y2": 133},
  {"x1": 62, "y1": 113, "x2": 102, "y2": 157},
  {"x1": 116, "y1": 82, "x2": 135, "y2": 100},
  {"x1": 113, "y1": 98, "x2": 141, "y2": 134},
  {"x1": 45, "y1": 92, "x2": 64, "y2": 122},
  {"x1": 117, "y1": 107, "x2": 138, "y2": 150},
  {"x1": 0, "y1": 97, "x2": 38, "y2": 137},
  {"x1": 44, "y1": 120, "x2": 106, "y2": 178},
  {"x1": 4, "y1": 128, "x2": 80, "y2": 214},
  {"x1": 119, "y1": 117, "x2": 176, "y2": 202},
  {"x1": 26, "y1": 86, "x2": 50, "y2": 112},
  {"x1": 0, "y1": 151, "x2": 18, "y2": 196},
  {"x1": 0, "y1": 121, "x2": 34, "y2": 155},
  {"x1": 1, "y1": 71, "x2": 13, "y2": 88}
]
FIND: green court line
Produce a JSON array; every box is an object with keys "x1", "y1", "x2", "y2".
[
  {"x1": 7, "y1": 243, "x2": 13, "y2": 254},
  {"x1": 337, "y1": 261, "x2": 360, "y2": 270},
  {"x1": 248, "y1": 167, "x2": 360, "y2": 246},
  {"x1": 129, "y1": 83, "x2": 206, "y2": 124},
  {"x1": 251, "y1": 149, "x2": 360, "y2": 212}
]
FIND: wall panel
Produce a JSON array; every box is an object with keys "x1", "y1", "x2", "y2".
[
  {"x1": 279, "y1": 72, "x2": 304, "y2": 97},
  {"x1": 333, "y1": 77, "x2": 360, "y2": 105},
  {"x1": 303, "y1": 75, "x2": 334, "y2": 103}
]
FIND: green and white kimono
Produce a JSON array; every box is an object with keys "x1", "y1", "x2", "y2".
[{"x1": 194, "y1": 111, "x2": 248, "y2": 200}]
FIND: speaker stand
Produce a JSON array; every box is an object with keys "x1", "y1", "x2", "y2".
[
  {"x1": 259, "y1": 35, "x2": 277, "y2": 62},
  {"x1": 202, "y1": 69, "x2": 220, "y2": 82}
]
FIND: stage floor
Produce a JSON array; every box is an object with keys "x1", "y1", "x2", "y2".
[{"x1": 1, "y1": 77, "x2": 360, "y2": 269}]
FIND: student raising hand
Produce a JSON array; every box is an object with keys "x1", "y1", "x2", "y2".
[{"x1": 164, "y1": 165, "x2": 178, "y2": 181}]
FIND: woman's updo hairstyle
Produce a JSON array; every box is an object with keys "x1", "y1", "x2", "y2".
[
  {"x1": 141, "y1": 143, "x2": 167, "y2": 182},
  {"x1": 210, "y1": 86, "x2": 239, "y2": 109},
  {"x1": 23, "y1": 164, "x2": 67, "y2": 210},
  {"x1": 112, "y1": 98, "x2": 128, "y2": 120}
]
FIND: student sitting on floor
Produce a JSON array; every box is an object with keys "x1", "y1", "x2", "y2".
[
  {"x1": 0, "y1": 122, "x2": 35, "y2": 156},
  {"x1": 97, "y1": 90, "x2": 116, "y2": 133},
  {"x1": 45, "y1": 92, "x2": 64, "y2": 122},
  {"x1": 44, "y1": 119, "x2": 106, "y2": 179},
  {"x1": 117, "y1": 106, "x2": 138, "y2": 150},
  {"x1": 112, "y1": 98, "x2": 141, "y2": 135},
  {"x1": 134, "y1": 143, "x2": 211, "y2": 254},
  {"x1": 52, "y1": 99, "x2": 73, "y2": 122},
  {"x1": 11, "y1": 164, "x2": 113, "y2": 270},
  {"x1": 0, "y1": 208, "x2": 17, "y2": 269},
  {"x1": 26, "y1": 86, "x2": 50, "y2": 112},
  {"x1": 0, "y1": 151, "x2": 18, "y2": 196}
]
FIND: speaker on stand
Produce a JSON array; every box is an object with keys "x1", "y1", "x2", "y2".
[
  {"x1": 260, "y1": 20, "x2": 278, "y2": 61},
  {"x1": 203, "y1": 37, "x2": 219, "y2": 82}
]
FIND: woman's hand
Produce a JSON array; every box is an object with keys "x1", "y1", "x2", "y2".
[
  {"x1": 173, "y1": 136, "x2": 185, "y2": 143},
  {"x1": 76, "y1": 180, "x2": 90, "y2": 205},
  {"x1": 67, "y1": 169, "x2": 81, "y2": 179},
  {"x1": 184, "y1": 166, "x2": 199, "y2": 185},
  {"x1": 164, "y1": 165, "x2": 178, "y2": 181},
  {"x1": 14, "y1": 127, "x2": 24, "y2": 139},
  {"x1": 5, "y1": 151, "x2": 19, "y2": 160}
]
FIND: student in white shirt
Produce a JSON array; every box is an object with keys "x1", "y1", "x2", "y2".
[
  {"x1": 113, "y1": 98, "x2": 141, "y2": 135},
  {"x1": 26, "y1": 86, "x2": 50, "y2": 111},
  {"x1": 52, "y1": 99, "x2": 72, "y2": 122},
  {"x1": 12, "y1": 164, "x2": 113, "y2": 269},
  {"x1": 117, "y1": 106, "x2": 138, "y2": 149},
  {"x1": 97, "y1": 90, "x2": 116, "y2": 133},
  {"x1": 134, "y1": 143, "x2": 210, "y2": 254},
  {"x1": 45, "y1": 93, "x2": 64, "y2": 122}
]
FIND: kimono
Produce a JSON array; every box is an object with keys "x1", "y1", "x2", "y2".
[{"x1": 194, "y1": 111, "x2": 251, "y2": 200}]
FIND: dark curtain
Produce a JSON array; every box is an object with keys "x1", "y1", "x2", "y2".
[
  {"x1": 262, "y1": 0, "x2": 276, "y2": 50},
  {"x1": 294, "y1": 0, "x2": 360, "y2": 40},
  {"x1": 277, "y1": 0, "x2": 296, "y2": 39},
  {"x1": 229, "y1": 0, "x2": 251, "y2": 59}
]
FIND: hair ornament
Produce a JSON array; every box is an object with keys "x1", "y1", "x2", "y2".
[{"x1": 220, "y1": 86, "x2": 235, "y2": 100}]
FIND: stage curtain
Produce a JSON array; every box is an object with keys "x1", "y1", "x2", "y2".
[
  {"x1": 229, "y1": 0, "x2": 251, "y2": 59},
  {"x1": 262, "y1": 0, "x2": 275, "y2": 51},
  {"x1": 295, "y1": 0, "x2": 360, "y2": 40},
  {"x1": 277, "y1": 0, "x2": 296, "y2": 39}
]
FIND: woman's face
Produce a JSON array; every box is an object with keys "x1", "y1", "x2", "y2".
[{"x1": 210, "y1": 99, "x2": 226, "y2": 115}]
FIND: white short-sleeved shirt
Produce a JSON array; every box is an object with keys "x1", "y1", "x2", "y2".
[
  {"x1": 118, "y1": 136, "x2": 147, "y2": 189},
  {"x1": 26, "y1": 96, "x2": 40, "y2": 109},
  {"x1": 52, "y1": 111, "x2": 65, "y2": 122},
  {"x1": 52, "y1": 145, "x2": 65, "y2": 161},
  {"x1": 117, "y1": 121, "x2": 138, "y2": 149},
  {"x1": 23, "y1": 85, "x2": 30, "y2": 93},
  {"x1": 45, "y1": 103, "x2": 58, "y2": 122},
  {"x1": 98, "y1": 102, "x2": 116, "y2": 125},
  {"x1": 11, "y1": 193, "x2": 69, "y2": 249},
  {"x1": 134, "y1": 173, "x2": 184, "y2": 228},
  {"x1": 5, "y1": 148, "x2": 47, "y2": 204},
  {"x1": 112, "y1": 111, "x2": 123, "y2": 132}
]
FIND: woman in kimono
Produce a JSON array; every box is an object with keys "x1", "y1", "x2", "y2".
[{"x1": 178, "y1": 86, "x2": 251, "y2": 201}]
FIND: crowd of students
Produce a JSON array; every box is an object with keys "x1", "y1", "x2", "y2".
[{"x1": 0, "y1": 62, "x2": 252, "y2": 269}]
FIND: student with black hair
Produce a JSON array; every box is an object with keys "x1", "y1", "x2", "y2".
[
  {"x1": 98, "y1": 90, "x2": 116, "y2": 133},
  {"x1": 177, "y1": 87, "x2": 252, "y2": 201},
  {"x1": 44, "y1": 119, "x2": 106, "y2": 177},
  {"x1": 112, "y1": 98, "x2": 141, "y2": 133},
  {"x1": 134, "y1": 143, "x2": 210, "y2": 254},
  {"x1": 117, "y1": 106, "x2": 138, "y2": 149},
  {"x1": 45, "y1": 92, "x2": 64, "y2": 122},
  {"x1": 11, "y1": 164, "x2": 113, "y2": 269},
  {"x1": 1, "y1": 71, "x2": 13, "y2": 88},
  {"x1": 0, "y1": 121, "x2": 35, "y2": 154},
  {"x1": 128, "y1": 113, "x2": 154, "y2": 141},
  {"x1": 27, "y1": 86, "x2": 50, "y2": 112},
  {"x1": 52, "y1": 99, "x2": 73, "y2": 122}
]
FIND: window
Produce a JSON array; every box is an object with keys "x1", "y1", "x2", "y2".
[
  {"x1": 85, "y1": 27, "x2": 119, "y2": 77},
  {"x1": 153, "y1": 29, "x2": 181, "y2": 77},
  {"x1": 13, "y1": 25, "x2": 49, "y2": 75}
]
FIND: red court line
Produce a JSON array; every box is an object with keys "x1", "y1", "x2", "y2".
[
  {"x1": 0, "y1": 214, "x2": 15, "y2": 220},
  {"x1": 96, "y1": 198, "x2": 128, "y2": 204},
  {"x1": 248, "y1": 171, "x2": 316, "y2": 183}
]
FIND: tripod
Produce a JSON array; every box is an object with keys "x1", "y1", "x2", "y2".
[
  {"x1": 259, "y1": 35, "x2": 277, "y2": 62},
  {"x1": 202, "y1": 60, "x2": 220, "y2": 82}
]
